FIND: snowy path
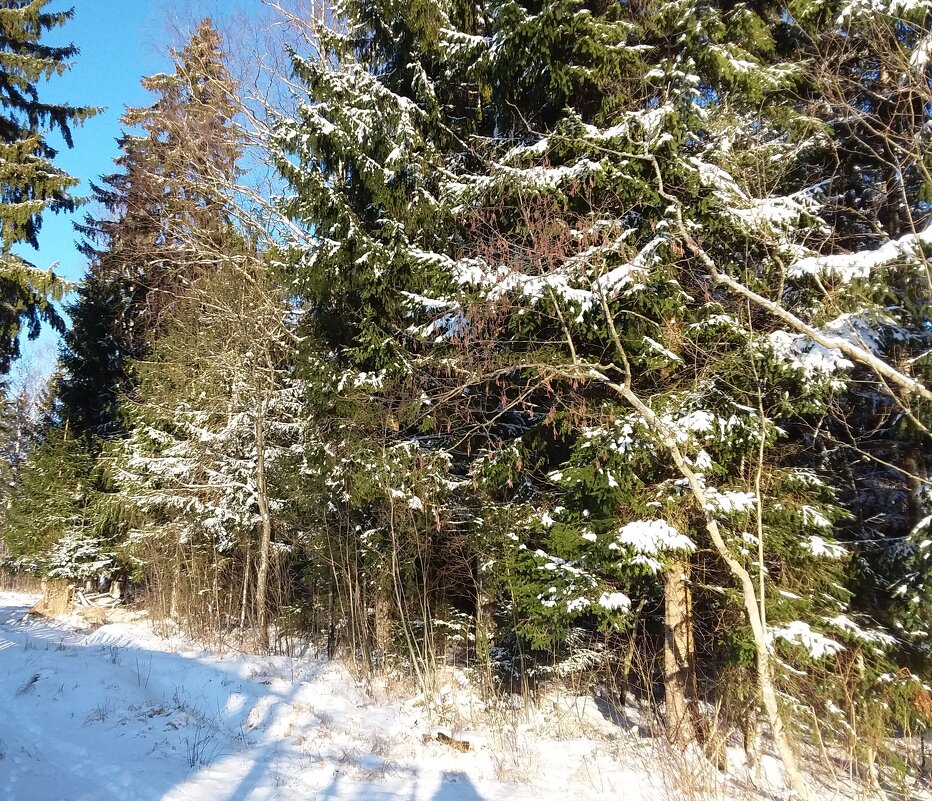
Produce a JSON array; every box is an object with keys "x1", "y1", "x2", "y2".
[{"x1": 0, "y1": 593, "x2": 653, "y2": 801}]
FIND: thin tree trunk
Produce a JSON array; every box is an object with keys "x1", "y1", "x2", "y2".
[
  {"x1": 327, "y1": 575, "x2": 336, "y2": 660},
  {"x1": 475, "y1": 577, "x2": 497, "y2": 693},
  {"x1": 619, "y1": 600, "x2": 645, "y2": 707},
  {"x1": 476, "y1": 578, "x2": 496, "y2": 653},
  {"x1": 211, "y1": 559, "x2": 220, "y2": 636},
  {"x1": 169, "y1": 538, "x2": 183, "y2": 621},
  {"x1": 904, "y1": 449, "x2": 924, "y2": 530},
  {"x1": 239, "y1": 541, "x2": 251, "y2": 632},
  {"x1": 745, "y1": 705, "x2": 762, "y2": 782},
  {"x1": 254, "y1": 400, "x2": 272, "y2": 652},
  {"x1": 664, "y1": 557, "x2": 695, "y2": 746},
  {"x1": 373, "y1": 586, "x2": 393, "y2": 658}
]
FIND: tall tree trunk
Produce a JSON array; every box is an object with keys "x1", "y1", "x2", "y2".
[
  {"x1": 254, "y1": 401, "x2": 272, "y2": 652},
  {"x1": 664, "y1": 557, "x2": 696, "y2": 746},
  {"x1": 169, "y1": 537, "x2": 183, "y2": 620},
  {"x1": 904, "y1": 448, "x2": 924, "y2": 530},
  {"x1": 327, "y1": 575, "x2": 337, "y2": 660},
  {"x1": 474, "y1": 575, "x2": 497, "y2": 693},
  {"x1": 619, "y1": 600, "x2": 645, "y2": 707}
]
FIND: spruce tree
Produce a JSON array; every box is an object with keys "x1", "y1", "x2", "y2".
[
  {"x1": 111, "y1": 255, "x2": 308, "y2": 645},
  {"x1": 0, "y1": 0, "x2": 97, "y2": 373},
  {"x1": 60, "y1": 18, "x2": 239, "y2": 438},
  {"x1": 273, "y1": 0, "x2": 931, "y2": 789},
  {"x1": 0, "y1": 418, "x2": 118, "y2": 579},
  {"x1": 5, "y1": 19, "x2": 241, "y2": 588},
  {"x1": 271, "y1": 0, "x2": 496, "y2": 671},
  {"x1": 59, "y1": 134, "x2": 166, "y2": 438}
]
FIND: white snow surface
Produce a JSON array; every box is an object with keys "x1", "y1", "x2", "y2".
[
  {"x1": 911, "y1": 33, "x2": 932, "y2": 70},
  {"x1": 0, "y1": 593, "x2": 668, "y2": 801},
  {"x1": 0, "y1": 592, "x2": 911, "y2": 801}
]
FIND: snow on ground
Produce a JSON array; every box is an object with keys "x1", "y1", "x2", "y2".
[
  {"x1": 0, "y1": 591, "x2": 902, "y2": 801},
  {"x1": 0, "y1": 592, "x2": 649, "y2": 801}
]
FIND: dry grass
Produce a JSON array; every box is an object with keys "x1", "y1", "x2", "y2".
[{"x1": 0, "y1": 571, "x2": 45, "y2": 595}]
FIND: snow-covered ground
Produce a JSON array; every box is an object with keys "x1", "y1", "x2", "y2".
[{"x1": 0, "y1": 592, "x2": 918, "y2": 801}]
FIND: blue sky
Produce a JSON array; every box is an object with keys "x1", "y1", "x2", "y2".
[
  {"x1": 33, "y1": 0, "x2": 170, "y2": 285},
  {"x1": 15, "y1": 0, "x2": 261, "y2": 381}
]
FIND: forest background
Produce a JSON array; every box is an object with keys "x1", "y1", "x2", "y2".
[{"x1": 1, "y1": 1, "x2": 931, "y2": 798}]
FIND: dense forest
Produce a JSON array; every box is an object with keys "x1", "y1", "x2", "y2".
[{"x1": 1, "y1": 0, "x2": 930, "y2": 796}]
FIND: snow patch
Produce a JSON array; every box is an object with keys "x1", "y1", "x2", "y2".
[
  {"x1": 612, "y1": 520, "x2": 695, "y2": 556},
  {"x1": 598, "y1": 592, "x2": 632, "y2": 611},
  {"x1": 769, "y1": 620, "x2": 844, "y2": 659},
  {"x1": 788, "y1": 225, "x2": 932, "y2": 283}
]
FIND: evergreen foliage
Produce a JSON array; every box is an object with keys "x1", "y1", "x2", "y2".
[
  {"x1": 1, "y1": 419, "x2": 119, "y2": 579},
  {"x1": 0, "y1": 0, "x2": 97, "y2": 373},
  {"x1": 110, "y1": 256, "x2": 310, "y2": 635},
  {"x1": 2, "y1": 3, "x2": 930, "y2": 791},
  {"x1": 270, "y1": 0, "x2": 932, "y2": 777},
  {"x1": 7, "y1": 19, "x2": 242, "y2": 588},
  {"x1": 60, "y1": 19, "x2": 239, "y2": 438}
]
